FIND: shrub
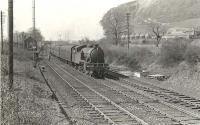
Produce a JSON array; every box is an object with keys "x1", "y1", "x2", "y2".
[
  {"x1": 159, "y1": 38, "x2": 188, "y2": 67},
  {"x1": 102, "y1": 45, "x2": 155, "y2": 70},
  {"x1": 14, "y1": 47, "x2": 33, "y2": 61},
  {"x1": 184, "y1": 45, "x2": 200, "y2": 65}
]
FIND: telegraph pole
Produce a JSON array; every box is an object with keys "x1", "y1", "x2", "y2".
[
  {"x1": 1, "y1": 11, "x2": 3, "y2": 53},
  {"x1": 32, "y1": 0, "x2": 38, "y2": 68},
  {"x1": 126, "y1": 13, "x2": 130, "y2": 50},
  {"x1": 33, "y1": 0, "x2": 37, "y2": 50},
  {"x1": 8, "y1": 0, "x2": 14, "y2": 89}
]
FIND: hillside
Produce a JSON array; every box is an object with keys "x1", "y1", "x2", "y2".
[
  {"x1": 137, "y1": 0, "x2": 200, "y2": 23},
  {"x1": 100, "y1": 0, "x2": 200, "y2": 102},
  {"x1": 102, "y1": 0, "x2": 200, "y2": 33}
]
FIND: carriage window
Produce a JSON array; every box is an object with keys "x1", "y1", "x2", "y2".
[
  {"x1": 81, "y1": 51, "x2": 84, "y2": 60},
  {"x1": 73, "y1": 49, "x2": 76, "y2": 53}
]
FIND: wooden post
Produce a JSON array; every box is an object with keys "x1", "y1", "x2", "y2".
[
  {"x1": 59, "y1": 46, "x2": 61, "y2": 56},
  {"x1": 1, "y1": 11, "x2": 3, "y2": 53},
  {"x1": 33, "y1": 0, "x2": 37, "y2": 50},
  {"x1": 16, "y1": 32, "x2": 18, "y2": 48},
  {"x1": 126, "y1": 13, "x2": 130, "y2": 50},
  {"x1": 8, "y1": 0, "x2": 14, "y2": 89}
]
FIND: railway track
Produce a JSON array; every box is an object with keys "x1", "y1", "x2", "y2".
[
  {"x1": 45, "y1": 61, "x2": 148, "y2": 125},
  {"x1": 107, "y1": 67, "x2": 200, "y2": 122},
  {"x1": 120, "y1": 78, "x2": 200, "y2": 117},
  {"x1": 105, "y1": 69, "x2": 129, "y2": 80},
  {"x1": 47, "y1": 56, "x2": 200, "y2": 124},
  {"x1": 52, "y1": 59, "x2": 184, "y2": 125},
  {"x1": 58, "y1": 60, "x2": 200, "y2": 124},
  {"x1": 128, "y1": 77, "x2": 200, "y2": 108},
  {"x1": 100, "y1": 78, "x2": 200, "y2": 125}
]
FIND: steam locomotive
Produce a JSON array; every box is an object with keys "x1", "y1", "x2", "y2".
[{"x1": 50, "y1": 44, "x2": 109, "y2": 78}]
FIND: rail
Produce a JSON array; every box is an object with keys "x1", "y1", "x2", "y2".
[
  {"x1": 47, "y1": 61, "x2": 149, "y2": 125},
  {"x1": 38, "y1": 65, "x2": 76, "y2": 125}
]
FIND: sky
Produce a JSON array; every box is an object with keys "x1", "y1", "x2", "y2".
[{"x1": 0, "y1": 0, "x2": 133, "y2": 41}]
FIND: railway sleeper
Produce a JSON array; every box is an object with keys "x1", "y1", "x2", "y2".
[
  {"x1": 190, "y1": 100, "x2": 200, "y2": 102},
  {"x1": 162, "y1": 91, "x2": 174, "y2": 94},
  {"x1": 89, "y1": 114, "x2": 104, "y2": 119},
  {"x1": 75, "y1": 98, "x2": 86, "y2": 102},
  {"x1": 90, "y1": 114, "x2": 104, "y2": 118},
  {"x1": 154, "y1": 93, "x2": 164, "y2": 96},
  {"x1": 89, "y1": 99, "x2": 108, "y2": 103},
  {"x1": 88, "y1": 113, "x2": 102, "y2": 117},
  {"x1": 175, "y1": 117, "x2": 198, "y2": 121},
  {"x1": 113, "y1": 120, "x2": 140, "y2": 125},
  {"x1": 143, "y1": 100, "x2": 159, "y2": 103},
  {"x1": 104, "y1": 110, "x2": 126, "y2": 114},
  {"x1": 91, "y1": 118, "x2": 106, "y2": 123},
  {"x1": 73, "y1": 95, "x2": 83, "y2": 99},
  {"x1": 180, "y1": 119, "x2": 200, "y2": 125},
  {"x1": 174, "y1": 115, "x2": 186, "y2": 119},
  {"x1": 101, "y1": 110, "x2": 122, "y2": 114},
  {"x1": 103, "y1": 112, "x2": 129, "y2": 117},
  {"x1": 84, "y1": 96, "x2": 103, "y2": 99},
  {"x1": 83, "y1": 108, "x2": 96, "y2": 112},
  {"x1": 73, "y1": 85, "x2": 86, "y2": 88},
  {"x1": 168, "y1": 93, "x2": 181, "y2": 96},
  {"x1": 184, "y1": 104, "x2": 195, "y2": 107},
  {"x1": 184, "y1": 98, "x2": 197, "y2": 101},
  {"x1": 91, "y1": 120, "x2": 108, "y2": 125},
  {"x1": 88, "y1": 111, "x2": 101, "y2": 115},
  {"x1": 85, "y1": 96, "x2": 105, "y2": 101},
  {"x1": 111, "y1": 116, "x2": 134, "y2": 121},
  {"x1": 91, "y1": 101, "x2": 110, "y2": 105},
  {"x1": 168, "y1": 100, "x2": 183, "y2": 104},
  {"x1": 178, "y1": 96, "x2": 192, "y2": 99},
  {"x1": 79, "y1": 100, "x2": 90, "y2": 104},
  {"x1": 179, "y1": 102, "x2": 188, "y2": 105},
  {"x1": 191, "y1": 106, "x2": 200, "y2": 109},
  {"x1": 82, "y1": 104, "x2": 93, "y2": 108},
  {"x1": 156, "y1": 116, "x2": 170, "y2": 119},
  {"x1": 173, "y1": 94, "x2": 186, "y2": 97},
  {"x1": 95, "y1": 104, "x2": 117, "y2": 108},
  {"x1": 109, "y1": 116, "x2": 132, "y2": 121},
  {"x1": 105, "y1": 112, "x2": 128, "y2": 117},
  {"x1": 80, "y1": 103, "x2": 91, "y2": 106},
  {"x1": 85, "y1": 97, "x2": 105, "y2": 101},
  {"x1": 93, "y1": 102, "x2": 111, "y2": 106},
  {"x1": 81, "y1": 105, "x2": 92, "y2": 109},
  {"x1": 98, "y1": 107, "x2": 119, "y2": 111},
  {"x1": 163, "y1": 97, "x2": 170, "y2": 100}
]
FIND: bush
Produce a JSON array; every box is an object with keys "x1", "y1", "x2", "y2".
[
  {"x1": 159, "y1": 39, "x2": 188, "y2": 67},
  {"x1": 102, "y1": 45, "x2": 155, "y2": 70},
  {"x1": 184, "y1": 45, "x2": 200, "y2": 65}
]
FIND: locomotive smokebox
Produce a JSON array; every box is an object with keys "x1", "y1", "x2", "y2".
[{"x1": 89, "y1": 46, "x2": 105, "y2": 63}]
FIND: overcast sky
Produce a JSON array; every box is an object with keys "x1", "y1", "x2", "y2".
[{"x1": 0, "y1": 0, "x2": 133, "y2": 40}]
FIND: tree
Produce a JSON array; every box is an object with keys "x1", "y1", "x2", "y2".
[
  {"x1": 78, "y1": 37, "x2": 95, "y2": 45},
  {"x1": 152, "y1": 25, "x2": 164, "y2": 47},
  {"x1": 28, "y1": 28, "x2": 44, "y2": 42},
  {"x1": 100, "y1": 8, "x2": 126, "y2": 45},
  {"x1": 13, "y1": 31, "x2": 26, "y2": 47}
]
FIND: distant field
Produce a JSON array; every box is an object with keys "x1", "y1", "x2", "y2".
[
  {"x1": 129, "y1": 44, "x2": 160, "y2": 55},
  {"x1": 170, "y1": 18, "x2": 200, "y2": 28},
  {"x1": 131, "y1": 18, "x2": 200, "y2": 35}
]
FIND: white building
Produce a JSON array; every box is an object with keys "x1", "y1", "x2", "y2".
[{"x1": 163, "y1": 27, "x2": 195, "y2": 40}]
